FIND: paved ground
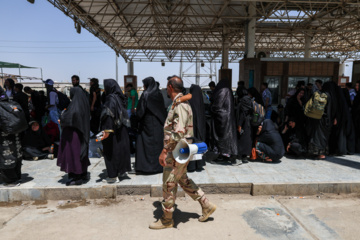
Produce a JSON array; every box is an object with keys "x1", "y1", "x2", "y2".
[
  {"x1": 1, "y1": 194, "x2": 360, "y2": 240},
  {"x1": 1, "y1": 138, "x2": 360, "y2": 202},
  {"x1": 6, "y1": 143, "x2": 360, "y2": 188}
]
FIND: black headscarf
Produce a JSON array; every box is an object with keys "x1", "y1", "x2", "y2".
[
  {"x1": 248, "y1": 87, "x2": 264, "y2": 106},
  {"x1": 137, "y1": 77, "x2": 166, "y2": 123},
  {"x1": 60, "y1": 87, "x2": 90, "y2": 159},
  {"x1": 258, "y1": 119, "x2": 278, "y2": 143},
  {"x1": 103, "y1": 79, "x2": 128, "y2": 122},
  {"x1": 188, "y1": 84, "x2": 206, "y2": 142}
]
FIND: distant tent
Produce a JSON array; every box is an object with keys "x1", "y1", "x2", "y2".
[
  {"x1": 0, "y1": 61, "x2": 36, "y2": 69},
  {"x1": 0, "y1": 61, "x2": 42, "y2": 84}
]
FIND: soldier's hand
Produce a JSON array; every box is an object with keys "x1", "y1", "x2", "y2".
[{"x1": 159, "y1": 150, "x2": 167, "y2": 167}]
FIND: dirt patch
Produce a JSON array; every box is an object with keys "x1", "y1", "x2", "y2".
[
  {"x1": 43, "y1": 210, "x2": 55, "y2": 214},
  {"x1": 74, "y1": 199, "x2": 90, "y2": 206},
  {"x1": 32, "y1": 200, "x2": 48, "y2": 206},
  {"x1": 0, "y1": 201, "x2": 23, "y2": 207},
  {"x1": 95, "y1": 198, "x2": 121, "y2": 207},
  {"x1": 57, "y1": 202, "x2": 79, "y2": 209}
]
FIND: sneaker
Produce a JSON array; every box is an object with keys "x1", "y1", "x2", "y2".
[
  {"x1": 32, "y1": 156, "x2": 39, "y2": 161},
  {"x1": 102, "y1": 177, "x2": 119, "y2": 184},
  {"x1": 47, "y1": 154, "x2": 54, "y2": 160},
  {"x1": 231, "y1": 159, "x2": 242, "y2": 166}
]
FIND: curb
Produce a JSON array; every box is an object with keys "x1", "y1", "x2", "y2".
[{"x1": 1, "y1": 182, "x2": 360, "y2": 202}]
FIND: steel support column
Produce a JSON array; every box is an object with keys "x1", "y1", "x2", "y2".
[
  {"x1": 305, "y1": 35, "x2": 312, "y2": 58},
  {"x1": 245, "y1": 3, "x2": 256, "y2": 58}
]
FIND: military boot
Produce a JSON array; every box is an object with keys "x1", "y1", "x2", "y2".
[
  {"x1": 198, "y1": 196, "x2": 217, "y2": 222},
  {"x1": 149, "y1": 211, "x2": 174, "y2": 230}
]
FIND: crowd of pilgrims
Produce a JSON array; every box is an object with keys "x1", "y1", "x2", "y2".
[{"x1": 1, "y1": 75, "x2": 360, "y2": 186}]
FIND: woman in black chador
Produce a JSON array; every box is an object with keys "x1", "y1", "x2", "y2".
[
  {"x1": 100, "y1": 79, "x2": 131, "y2": 183},
  {"x1": 236, "y1": 88, "x2": 252, "y2": 163},
  {"x1": 353, "y1": 93, "x2": 360, "y2": 153},
  {"x1": 57, "y1": 87, "x2": 90, "y2": 186},
  {"x1": 210, "y1": 79, "x2": 239, "y2": 165},
  {"x1": 323, "y1": 82, "x2": 355, "y2": 155},
  {"x1": 135, "y1": 77, "x2": 166, "y2": 174},
  {"x1": 187, "y1": 84, "x2": 207, "y2": 172}
]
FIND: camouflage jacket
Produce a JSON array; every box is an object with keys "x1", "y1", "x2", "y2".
[{"x1": 163, "y1": 93, "x2": 194, "y2": 152}]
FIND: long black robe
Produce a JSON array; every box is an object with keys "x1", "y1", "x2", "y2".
[
  {"x1": 285, "y1": 89, "x2": 306, "y2": 128},
  {"x1": 210, "y1": 80, "x2": 238, "y2": 156},
  {"x1": 187, "y1": 84, "x2": 206, "y2": 171},
  {"x1": 323, "y1": 82, "x2": 355, "y2": 155},
  {"x1": 236, "y1": 94, "x2": 252, "y2": 157},
  {"x1": 307, "y1": 91, "x2": 333, "y2": 156},
  {"x1": 101, "y1": 79, "x2": 131, "y2": 178},
  {"x1": 0, "y1": 88, "x2": 22, "y2": 183},
  {"x1": 57, "y1": 87, "x2": 91, "y2": 177},
  {"x1": 257, "y1": 119, "x2": 285, "y2": 162},
  {"x1": 60, "y1": 87, "x2": 90, "y2": 160},
  {"x1": 135, "y1": 77, "x2": 166, "y2": 173},
  {"x1": 352, "y1": 93, "x2": 360, "y2": 153}
]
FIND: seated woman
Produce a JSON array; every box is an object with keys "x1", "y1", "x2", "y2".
[
  {"x1": 255, "y1": 119, "x2": 285, "y2": 163},
  {"x1": 22, "y1": 120, "x2": 54, "y2": 160},
  {"x1": 280, "y1": 118, "x2": 307, "y2": 157}
]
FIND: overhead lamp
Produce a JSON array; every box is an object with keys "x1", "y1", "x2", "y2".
[
  {"x1": 75, "y1": 21, "x2": 81, "y2": 34},
  {"x1": 161, "y1": 59, "x2": 165, "y2": 67},
  {"x1": 27, "y1": 0, "x2": 35, "y2": 3},
  {"x1": 201, "y1": 60, "x2": 204, "y2": 67}
]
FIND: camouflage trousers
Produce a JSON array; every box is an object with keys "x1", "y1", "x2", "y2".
[{"x1": 162, "y1": 152, "x2": 204, "y2": 213}]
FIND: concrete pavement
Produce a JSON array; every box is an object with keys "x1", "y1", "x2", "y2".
[
  {"x1": 1, "y1": 138, "x2": 360, "y2": 201},
  {"x1": 1, "y1": 194, "x2": 360, "y2": 240}
]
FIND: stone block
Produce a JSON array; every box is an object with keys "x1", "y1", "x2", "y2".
[
  {"x1": 318, "y1": 183, "x2": 335, "y2": 194},
  {"x1": 8, "y1": 188, "x2": 45, "y2": 201},
  {"x1": 117, "y1": 185, "x2": 150, "y2": 196},
  {"x1": 252, "y1": 183, "x2": 287, "y2": 196},
  {"x1": 0, "y1": 189, "x2": 9, "y2": 202},
  {"x1": 285, "y1": 183, "x2": 319, "y2": 196},
  {"x1": 45, "y1": 187, "x2": 83, "y2": 200},
  {"x1": 333, "y1": 183, "x2": 352, "y2": 194},
  {"x1": 81, "y1": 186, "x2": 116, "y2": 199},
  {"x1": 351, "y1": 182, "x2": 360, "y2": 193}
]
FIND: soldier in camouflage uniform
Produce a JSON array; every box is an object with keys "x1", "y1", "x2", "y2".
[{"x1": 149, "y1": 76, "x2": 216, "y2": 230}]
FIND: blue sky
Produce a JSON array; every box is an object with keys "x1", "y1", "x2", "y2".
[
  {"x1": 0, "y1": 0, "x2": 239, "y2": 88},
  {"x1": 0, "y1": 1, "x2": 352, "y2": 87}
]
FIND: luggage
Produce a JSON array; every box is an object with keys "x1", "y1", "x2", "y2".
[
  {"x1": 0, "y1": 100, "x2": 28, "y2": 134},
  {"x1": 250, "y1": 101, "x2": 265, "y2": 126},
  {"x1": 304, "y1": 91, "x2": 327, "y2": 119},
  {"x1": 56, "y1": 91, "x2": 70, "y2": 111}
]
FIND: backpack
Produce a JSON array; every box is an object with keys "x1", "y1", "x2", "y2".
[
  {"x1": 250, "y1": 100, "x2": 265, "y2": 126},
  {"x1": 304, "y1": 91, "x2": 328, "y2": 119},
  {"x1": 0, "y1": 100, "x2": 28, "y2": 134},
  {"x1": 55, "y1": 91, "x2": 70, "y2": 111}
]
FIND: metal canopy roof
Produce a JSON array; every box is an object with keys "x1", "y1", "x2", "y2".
[{"x1": 47, "y1": 0, "x2": 360, "y2": 62}]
